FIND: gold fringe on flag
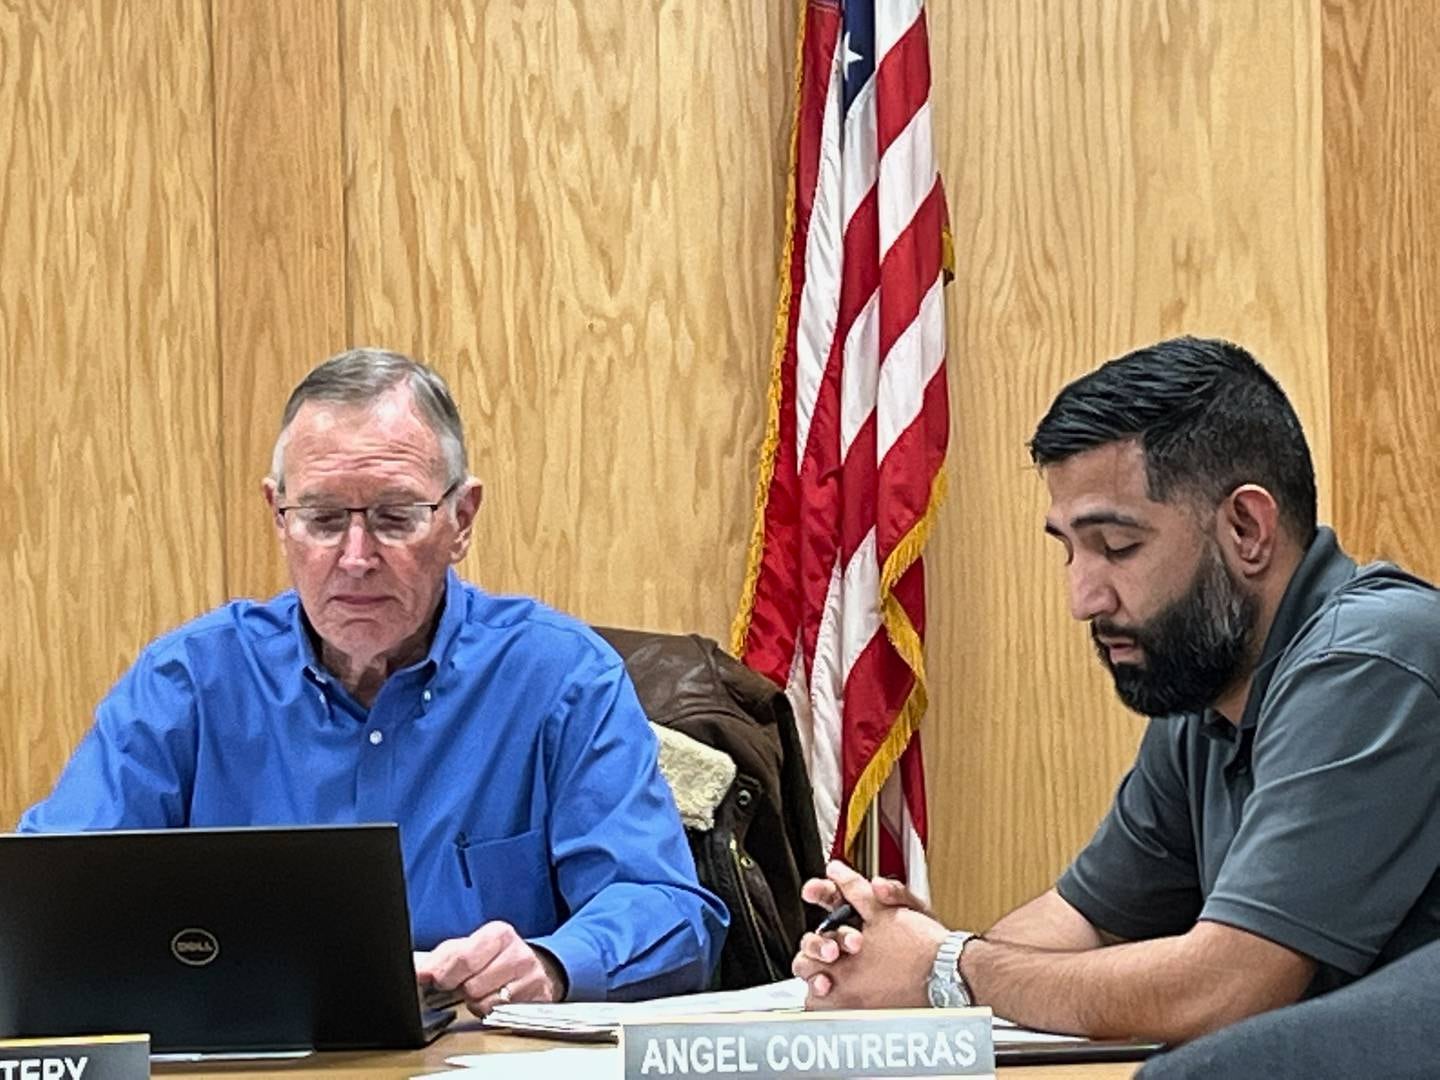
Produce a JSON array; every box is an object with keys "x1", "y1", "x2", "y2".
[
  {"x1": 842, "y1": 465, "x2": 949, "y2": 854},
  {"x1": 729, "y1": 4, "x2": 811, "y2": 661}
]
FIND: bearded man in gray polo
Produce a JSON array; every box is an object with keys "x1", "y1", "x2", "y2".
[{"x1": 793, "y1": 337, "x2": 1440, "y2": 1047}]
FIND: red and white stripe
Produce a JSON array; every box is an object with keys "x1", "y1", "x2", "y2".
[{"x1": 734, "y1": 0, "x2": 949, "y2": 900}]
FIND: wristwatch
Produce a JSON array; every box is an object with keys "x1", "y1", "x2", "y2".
[{"x1": 926, "y1": 930, "x2": 977, "y2": 1008}]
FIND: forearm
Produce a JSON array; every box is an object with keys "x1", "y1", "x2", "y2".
[
  {"x1": 963, "y1": 922, "x2": 1313, "y2": 1043},
  {"x1": 984, "y1": 888, "x2": 1115, "y2": 951}
]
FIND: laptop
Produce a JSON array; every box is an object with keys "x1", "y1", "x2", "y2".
[{"x1": 0, "y1": 824, "x2": 457, "y2": 1053}]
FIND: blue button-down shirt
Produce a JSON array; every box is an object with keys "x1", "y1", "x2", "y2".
[{"x1": 21, "y1": 571, "x2": 727, "y2": 1000}]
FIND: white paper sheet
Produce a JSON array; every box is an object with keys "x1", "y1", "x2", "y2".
[{"x1": 481, "y1": 977, "x2": 809, "y2": 1037}]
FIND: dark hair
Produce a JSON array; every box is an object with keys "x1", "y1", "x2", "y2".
[{"x1": 1029, "y1": 336, "x2": 1317, "y2": 543}]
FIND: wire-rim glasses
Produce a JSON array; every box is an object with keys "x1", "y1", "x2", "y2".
[{"x1": 276, "y1": 479, "x2": 461, "y2": 547}]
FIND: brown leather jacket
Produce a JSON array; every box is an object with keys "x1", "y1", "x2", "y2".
[{"x1": 596, "y1": 627, "x2": 826, "y2": 989}]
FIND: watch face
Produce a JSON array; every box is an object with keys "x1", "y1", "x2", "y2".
[{"x1": 927, "y1": 978, "x2": 963, "y2": 1008}]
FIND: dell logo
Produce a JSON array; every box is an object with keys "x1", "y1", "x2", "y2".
[{"x1": 170, "y1": 928, "x2": 220, "y2": 967}]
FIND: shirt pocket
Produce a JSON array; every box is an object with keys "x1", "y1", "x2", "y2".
[{"x1": 455, "y1": 827, "x2": 560, "y2": 937}]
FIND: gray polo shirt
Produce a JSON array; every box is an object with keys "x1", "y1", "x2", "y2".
[{"x1": 1057, "y1": 527, "x2": 1440, "y2": 994}]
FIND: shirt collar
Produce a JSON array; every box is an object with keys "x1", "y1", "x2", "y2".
[
  {"x1": 292, "y1": 568, "x2": 468, "y2": 686},
  {"x1": 1199, "y1": 525, "x2": 1355, "y2": 737},
  {"x1": 426, "y1": 568, "x2": 468, "y2": 672}
]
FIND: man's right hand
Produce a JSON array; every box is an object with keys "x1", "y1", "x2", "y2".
[
  {"x1": 793, "y1": 861, "x2": 949, "y2": 1009},
  {"x1": 415, "y1": 921, "x2": 566, "y2": 1017},
  {"x1": 868, "y1": 876, "x2": 934, "y2": 916},
  {"x1": 801, "y1": 861, "x2": 933, "y2": 916}
]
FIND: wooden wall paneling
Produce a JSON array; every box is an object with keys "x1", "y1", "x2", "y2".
[
  {"x1": 1323, "y1": 0, "x2": 1440, "y2": 580},
  {"x1": 923, "y1": 0, "x2": 1328, "y2": 930},
  {"x1": 1, "y1": 0, "x2": 1388, "y2": 941},
  {"x1": 340, "y1": 0, "x2": 794, "y2": 639},
  {"x1": 0, "y1": 2, "x2": 223, "y2": 827},
  {"x1": 213, "y1": 0, "x2": 347, "y2": 601}
]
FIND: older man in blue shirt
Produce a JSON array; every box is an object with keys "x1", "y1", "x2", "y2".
[{"x1": 22, "y1": 348, "x2": 727, "y2": 1013}]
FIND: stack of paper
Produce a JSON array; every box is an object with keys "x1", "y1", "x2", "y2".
[{"x1": 482, "y1": 978, "x2": 809, "y2": 1038}]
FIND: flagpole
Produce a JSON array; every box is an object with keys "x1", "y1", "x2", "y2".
[{"x1": 855, "y1": 807, "x2": 880, "y2": 878}]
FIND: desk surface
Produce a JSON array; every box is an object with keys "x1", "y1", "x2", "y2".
[{"x1": 151, "y1": 1017, "x2": 1140, "y2": 1080}]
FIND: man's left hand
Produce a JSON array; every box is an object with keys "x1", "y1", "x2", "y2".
[
  {"x1": 793, "y1": 862, "x2": 949, "y2": 1010},
  {"x1": 415, "y1": 921, "x2": 567, "y2": 1016}
]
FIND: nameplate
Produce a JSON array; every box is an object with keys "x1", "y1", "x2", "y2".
[
  {"x1": 620, "y1": 1009, "x2": 994, "y2": 1080},
  {"x1": 0, "y1": 1034, "x2": 149, "y2": 1080}
]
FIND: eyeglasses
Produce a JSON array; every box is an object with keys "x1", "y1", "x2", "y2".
[{"x1": 276, "y1": 480, "x2": 461, "y2": 548}]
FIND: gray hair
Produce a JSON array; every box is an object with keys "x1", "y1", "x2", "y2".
[{"x1": 270, "y1": 348, "x2": 468, "y2": 494}]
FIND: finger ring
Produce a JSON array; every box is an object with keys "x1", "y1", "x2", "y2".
[{"x1": 497, "y1": 984, "x2": 512, "y2": 1004}]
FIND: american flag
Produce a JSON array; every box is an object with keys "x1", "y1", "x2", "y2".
[{"x1": 732, "y1": 0, "x2": 950, "y2": 898}]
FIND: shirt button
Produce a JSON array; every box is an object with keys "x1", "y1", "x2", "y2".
[{"x1": 368, "y1": 730, "x2": 384, "y2": 746}]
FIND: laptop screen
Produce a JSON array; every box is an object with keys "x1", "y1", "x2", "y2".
[{"x1": 0, "y1": 824, "x2": 454, "y2": 1052}]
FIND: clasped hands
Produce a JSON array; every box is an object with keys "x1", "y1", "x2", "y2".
[
  {"x1": 792, "y1": 860, "x2": 956, "y2": 1010},
  {"x1": 415, "y1": 920, "x2": 567, "y2": 1016}
]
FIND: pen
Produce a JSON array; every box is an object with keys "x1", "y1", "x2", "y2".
[{"x1": 816, "y1": 901, "x2": 862, "y2": 933}]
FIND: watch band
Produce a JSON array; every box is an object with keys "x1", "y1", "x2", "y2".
[
  {"x1": 955, "y1": 931, "x2": 981, "y2": 1002},
  {"x1": 928, "y1": 929, "x2": 976, "y2": 1008}
]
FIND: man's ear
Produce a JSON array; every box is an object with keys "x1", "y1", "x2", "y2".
[
  {"x1": 261, "y1": 477, "x2": 286, "y2": 542},
  {"x1": 448, "y1": 478, "x2": 484, "y2": 563},
  {"x1": 1218, "y1": 484, "x2": 1280, "y2": 578}
]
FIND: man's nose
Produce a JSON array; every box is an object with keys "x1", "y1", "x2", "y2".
[
  {"x1": 337, "y1": 513, "x2": 378, "y2": 572},
  {"x1": 1067, "y1": 558, "x2": 1118, "y2": 623}
]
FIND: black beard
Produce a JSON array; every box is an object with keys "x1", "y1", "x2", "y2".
[{"x1": 1093, "y1": 546, "x2": 1259, "y2": 717}]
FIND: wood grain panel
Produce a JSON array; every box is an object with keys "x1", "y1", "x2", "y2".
[
  {"x1": 1324, "y1": 0, "x2": 1440, "y2": 580},
  {"x1": 0, "y1": 0, "x2": 1374, "y2": 949},
  {"x1": 923, "y1": 0, "x2": 1329, "y2": 930},
  {"x1": 213, "y1": 0, "x2": 347, "y2": 601},
  {"x1": 0, "y1": 2, "x2": 223, "y2": 827},
  {"x1": 340, "y1": 0, "x2": 793, "y2": 640}
]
